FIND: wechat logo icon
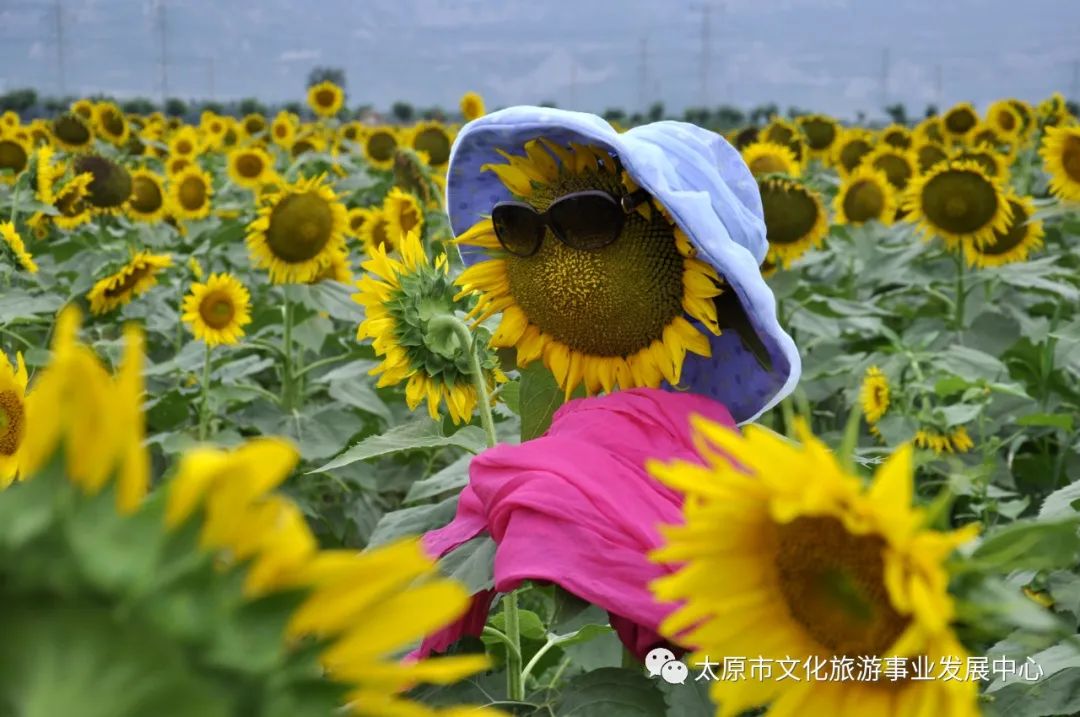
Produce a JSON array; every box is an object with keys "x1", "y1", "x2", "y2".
[{"x1": 645, "y1": 647, "x2": 687, "y2": 685}]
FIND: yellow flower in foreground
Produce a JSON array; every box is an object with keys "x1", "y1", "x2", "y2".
[
  {"x1": 87, "y1": 251, "x2": 172, "y2": 315},
  {"x1": 0, "y1": 222, "x2": 38, "y2": 274},
  {"x1": 649, "y1": 418, "x2": 981, "y2": 717},
  {"x1": 915, "y1": 426, "x2": 975, "y2": 455},
  {"x1": 0, "y1": 350, "x2": 28, "y2": 487},
  {"x1": 181, "y1": 273, "x2": 253, "y2": 347},
  {"x1": 1039, "y1": 125, "x2": 1080, "y2": 202},
  {"x1": 860, "y1": 365, "x2": 890, "y2": 424},
  {"x1": 460, "y1": 91, "x2": 486, "y2": 121}
]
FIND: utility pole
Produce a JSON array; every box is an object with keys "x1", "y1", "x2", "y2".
[
  {"x1": 638, "y1": 36, "x2": 648, "y2": 112},
  {"x1": 157, "y1": 0, "x2": 168, "y2": 104},
  {"x1": 53, "y1": 0, "x2": 65, "y2": 96}
]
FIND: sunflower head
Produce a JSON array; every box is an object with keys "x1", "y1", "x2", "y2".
[
  {"x1": 880, "y1": 123, "x2": 913, "y2": 150},
  {"x1": 0, "y1": 221, "x2": 37, "y2": 274},
  {"x1": 31, "y1": 145, "x2": 62, "y2": 205},
  {"x1": 1038, "y1": 91, "x2": 1070, "y2": 127},
  {"x1": 915, "y1": 425, "x2": 975, "y2": 454},
  {"x1": 864, "y1": 145, "x2": 916, "y2": 191},
  {"x1": 758, "y1": 176, "x2": 828, "y2": 266},
  {"x1": 460, "y1": 91, "x2": 486, "y2": 121},
  {"x1": 72, "y1": 154, "x2": 133, "y2": 209},
  {"x1": 742, "y1": 140, "x2": 800, "y2": 178},
  {"x1": 382, "y1": 186, "x2": 425, "y2": 244},
  {"x1": 912, "y1": 140, "x2": 950, "y2": 175},
  {"x1": 86, "y1": 251, "x2": 173, "y2": 315},
  {"x1": 363, "y1": 127, "x2": 399, "y2": 171},
  {"x1": 963, "y1": 192, "x2": 1044, "y2": 268},
  {"x1": 986, "y1": 100, "x2": 1023, "y2": 139},
  {"x1": 408, "y1": 121, "x2": 453, "y2": 168},
  {"x1": 270, "y1": 111, "x2": 298, "y2": 148},
  {"x1": 832, "y1": 129, "x2": 876, "y2": 175},
  {"x1": 0, "y1": 349, "x2": 27, "y2": 487},
  {"x1": 1039, "y1": 125, "x2": 1080, "y2": 201},
  {"x1": 241, "y1": 113, "x2": 267, "y2": 138},
  {"x1": 52, "y1": 173, "x2": 94, "y2": 230},
  {"x1": 762, "y1": 117, "x2": 805, "y2": 163},
  {"x1": 125, "y1": 169, "x2": 168, "y2": 223},
  {"x1": 307, "y1": 81, "x2": 345, "y2": 118},
  {"x1": 227, "y1": 145, "x2": 275, "y2": 189},
  {"x1": 860, "y1": 365, "x2": 890, "y2": 424},
  {"x1": 0, "y1": 134, "x2": 30, "y2": 183},
  {"x1": 168, "y1": 125, "x2": 200, "y2": 157},
  {"x1": 92, "y1": 101, "x2": 129, "y2": 146},
  {"x1": 246, "y1": 174, "x2": 348, "y2": 283},
  {"x1": 354, "y1": 230, "x2": 501, "y2": 423},
  {"x1": 796, "y1": 114, "x2": 840, "y2": 156},
  {"x1": 952, "y1": 148, "x2": 1006, "y2": 181},
  {"x1": 942, "y1": 102, "x2": 979, "y2": 143},
  {"x1": 834, "y1": 165, "x2": 897, "y2": 226},
  {"x1": 51, "y1": 112, "x2": 94, "y2": 152},
  {"x1": 181, "y1": 273, "x2": 253, "y2": 347},
  {"x1": 168, "y1": 166, "x2": 214, "y2": 221},
  {"x1": 914, "y1": 115, "x2": 946, "y2": 145},
  {"x1": 903, "y1": 159, "x2": 1011, "y2": 248}
]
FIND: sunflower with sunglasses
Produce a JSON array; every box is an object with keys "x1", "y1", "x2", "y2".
[{"x1": 449, "y1": 108, "x2": 800, "y2": 423}]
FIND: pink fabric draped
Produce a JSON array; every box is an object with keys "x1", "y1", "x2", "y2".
[{"x1": 413, "y1": 387, "x2": 737, "y2": 660}]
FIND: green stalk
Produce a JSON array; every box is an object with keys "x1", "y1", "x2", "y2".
[
  {"x1": 281, "y1": 294, "x2": 296, "y2": 410},
  {"x1": 953, "y1": 251, "x2": 966, "y2": 336},
  {"x1": 198, "y1": 344, "x2": 212, "y2": 440}
]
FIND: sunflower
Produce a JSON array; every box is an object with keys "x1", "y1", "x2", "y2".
[
  {"x1": 91, "y1": 101, "x2": 129, "y2": 146},
  {"x1": 358, "y1": 207, "x2": 394, "y2": 253},
  {"x1": 969, "y1": 125, "x2": 1013, "y2": 157},
  {"x1": 308, "y1": 81, "x2": 345, "y2": 118},
  {"x1": 32, "y1": 145, "x2": 62, "y2": 205},
  {"x1": 86, "y1": 251, "x2": 173, "y2": 315},
  {"x1": 0, "y1": 222, "x2": 37, "y2": 274},
  {"x1": 942, "y1": 102, "x2": 979, "y2": 144},
  {"x1": 1038, "y1": 92, "x2": 1070, "y2": 127},
  {"x1": 912, "y1": 140, "x2": 950, "y2": 175},
  {"x1": 460, "y1": 91, "x2": 486, "y2": 121},
  {"x1": 880, "y1": 123, "x2": 913, "y2": 150},
  {"x1": 951, "y1": 148, "x2": 1007, "y2": 181},
  {"x1": 382, "y1": 187, "x2": 425, "y2": 244},
  {"x1": 168, "y1": 166, "x2": 214, "y2": 221},
  {"x1": 455, "y1": 139, "x2": 723, "y2": 398},
  {"x1": 246, "y1": 174, "x2": 348, "y2": 283},
  {"x1": 833, "y1": 165, "x2": 897, "y2": 226},
  {"x1": 795, "y1": 114, "x2": 840, "y2": 158},
  {"x1": 741, "y1": 141, "x2": 800, "y2": 178},
  {"x1": 240, "y1": 113, "x2": 267, "y2": 139},
  {"x1": 914, "y1": 115, "x2": 946, "y2": 146},
  {"x1": 170, "y1": 126, "x2": 203, "y2": 158},
  {"x1": 73, "y1": 154, "x2": 133, "y2": 210},
  {"x1": 181, "y1": 273, "x2": 252, "y2": 347},
  {"x1": 732, "y1": 126, "x2": 759, "y2": 149},
  {"x1": 758, "y1": 176, "x2": 828, "y2": 267},
  {"x1": 649, "y1": 418, "x2": 981, "y2": 717},
  {"x1": 0, "y1": 134, "x2": 30, "y2": 183},
  {"x1": 165, "y1": 155, "x2": 192, "y2": 177},
  {"x1": 290, "y1": 132, "x2": 327, "y2": 158},
  {"x1": 832, "y1": 129, "x2": 876, "y2": 176},
  {"x1": 985, "y1": 100, "x2": 1023, "y2": 141},
  {"x1": 915, "y1": 425, "x2": 975, "y2": 454},
  {"x1": 70, "y1": 98, "x2": 95, "y2": 120},
  {"x1": 1007, "y1": 99, "x2": 1036, "y2": 137},
  {"x1": 50, "y1": 112, "x2": 94, "y2": 152},
  {"x1": 355, "y1": 230, "x2": 500, "y2": 423},
  {"x1": 0, "y1": 111, "x2": 19, "y2": 130},
  {"x1": 227, "y1": 145, "x2": 275, "y2": 189},
  {"x1": 347, "y1": 206, "x2": 373, "y2": 238},
  {"x1": 762, "y1": 117, "x2": 805, "y2": 164},
  {"x1": 309, "y1": 248, "x2": 353, "y2": 284},
  {"x1": 1039, "y1": 125, "x2": 1080, "y2": 201},
  {"x1": 270, "y1": 110, "x2": 298, "y2": 148},
  {"x1": 963, "y1": 192, "x2": 1044, "y2": 268},
  {"x1": 903, "y1": 160, "x2": 1011, "y2": 248},
  {"x1": 52, "y1": 173, "x2": 94, "y2": 230},
  {"x1": 125, "y1": 168, "x2": 168, "y2": 223},
  {"x1": 408, "y1": 121, "x2": 454, "y2": 169},
  {"x1": 863, "y1": 146, "x2": 916, "y2": 192},
  {"x1": 363, "y1": 127, "x2": 399, "y2": 171},
  {"x1": 0, "y1": 350, "x2": 27, "y2": 487},
  {"x1": 199, "y1": 111, "x2": 229, "y2": 149},
  {"x1": 860, "y1": 365, "x2": 891, "y2": 424}
]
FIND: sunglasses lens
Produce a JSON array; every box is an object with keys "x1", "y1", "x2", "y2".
[
  {"x1": 548, "y1": 192, "x2": 624, "y2": 251},
  {"x1": 492, "y1": 203, "x2": 545, "y2": 257}
]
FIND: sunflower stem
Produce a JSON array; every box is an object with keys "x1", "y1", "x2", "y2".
[
  {"x1": 426, "y1": 314, "x2": 498, "y2": 449},
  {"x1": 953, "y1": 251, "x2": 967, "y2": 336},
  {"x1": 281, "y1": 294, "x2": 296, "y2": 410},
  {"x1": 198, "y1": 344, "x2": 212, "y2": 440}
]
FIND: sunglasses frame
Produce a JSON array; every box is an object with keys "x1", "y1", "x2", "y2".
[{"x1": 491, "y1": 188, "x2": 651, "y2": 258}]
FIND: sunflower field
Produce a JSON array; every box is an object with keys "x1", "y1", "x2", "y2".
[{"x1": 0, "y1": 81, "x2": 1078, "y2": 717}]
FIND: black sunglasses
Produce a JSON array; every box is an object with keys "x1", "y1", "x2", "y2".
[{"x1": 491, "y1": 188, "x2": 651, "y2": 258}]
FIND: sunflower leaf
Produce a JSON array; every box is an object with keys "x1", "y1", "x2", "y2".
[{"x1": 309, "y1": 418, "x2": 487, "y2": 473}]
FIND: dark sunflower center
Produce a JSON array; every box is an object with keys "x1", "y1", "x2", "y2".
[
  {"x1": 178, "y1": 176, "x2": 207, "y2": 210},
  {"x1": 245, "y1": 117, "x2": 265, "y2": 135},
  {"x1": 765, "y1": 124, "x2": 795, "y2": 145},
  {"x1": 883, "y1": 131, "x2": 911, "y2": 150},
  {"x1": 130, "y1": 176, "x2": 163, "y2": 213},
  {"x1": 74, "y1": 155, "x2": 132, "y2": 208},
  {"x1": 760, "y1": 182, "x2": 820, "y2": 245},
  {"x1": 397, "y1": 203, "x2": 421, "y2": 233},
  {"x1": 775, "y1": 515, "x2": 910, "y2": 656},
  {"x1": 954, "y1": 151, "x2": 999, "y2": 178},
  {"x1": 343, "y1": 126, "x2": 359, "y2": 141},
  {"x1": 872, "y1": 154, "x2": 913, "y2": 190},
  {"x1": 273, "y1": 123, "x2": 290, "y2": 139},
  {"x1": 315, "y1": 89, "x2": 337, "y2": 108},
  {"x1": 104, "y1": 266, "x2": 150, "y2": 299},
  {"x1": 176, "y1": 139, "x2": 194, "y2": 155},
  {"x1": 843, "y1": 180, "x2": 886, "y2": 222},
  {"x1": 980, "y1": 199, "x2": 1030, "y2": 256},
  {"x1": 292, "y1": 140, "x2": 315, "y2": 157},
  {"x1": 997, "y1": 109, "x2": 1016, "y2": 132},
  {"x1": 922, "y1": 170, "x2": 999, "y2": 234},
  {"x1": 102, "y1": 108, "x2": 125, "y2": 137},
  {"x1": 235, "y1": 153, "x2": 265, "y2": 179},
  {"x1": 200, "y1": 292, "x2": 236, "y2": 329},
  {"x1": 945, "y1": 108, "x2": 977, "y2": 135},
  {"x1": 1062, "y1": 135, "x2": 1080, "y2": 182},
  {"x1": 748, "y1": 154, "x2": 789, "y2": 176},
  {"x1": 916, "y1": 145, "x2": 948, "y2": 173},
  {"x1": 57, "y1": 187, "x2": 86, "y2": 217},
  {"x1": 0, "y1": 390, "x2": 24, "y2": 456},
  {"x1": 53, "y1": 114, "x2": 91, "y2": 145},
  {"x1": 801, "y1": 119, "x2": 836, "y2": 150},
  {"x1": 0, "y1": 141, "x2": 28, "y2": 174},
  {"x1": 413, "y1": 128, "x2": 451, "y2": 165},
  {"x1": 349, "y1": 213, "x2": 366, "y2": 233},
  {"x1": 839, "y1": 140, "x2": 872, "y2": 173},
  {"x1": 267, "y1": 191, "x2": 333, "y2": 262},
  {"x1": 504, "y1": 169, "x2": 684, "y2": 357},
  {"x1": 367, "y1": 132, "x2": 397, "y2": 161},
  {"x1": 370, "y1": 216, "x2": 391, "y2": 250}
]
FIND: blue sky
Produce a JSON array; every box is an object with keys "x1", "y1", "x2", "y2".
[{"x1": 0, "y1": 0, "x2": 1076, "y2": 120}]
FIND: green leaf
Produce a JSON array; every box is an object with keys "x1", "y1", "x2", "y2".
[
  {"x1": 1039, "y1": 480, "x2": 1080, "y2": 520},
  {"x1": 936, "y1": 403, "x2": 983, "y2": 427},
  {"x1": 660, "y1": 676, "x2": 715, "y2": 717},
  {"x1": 519, "y1": 363, "x2": 565, "y2": 441},
  {"x1": 406, "y1": 453, "x2": 472, "y2": 503},
  {"x1": 555, "y1": 667, "x2": 668, "y2": 716},
  {"x1": 310, "y1": 418, "x2": 487, "y2": 473},
  {"x1": 1018, "y1": 413, "x2": 1075, "y2": 432},
  {"x1": 968, "y1": 517, "x2": 1080, "y2": 572},
  {"x1": 367, "y1": 496, "x2": 458, "y2": 547},
  {"x1": 436, "y1": 534, "x2": 495, "y2": 593},
  {"x1": 487, "y1": 608, "x2": 547, "y2": 641},
  {"x1": 0, "y1": 290, "x2": 62, "y2": 322},
  {"x1": 938, "y1": 345, "x2": 1007, "y2": 381}
]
